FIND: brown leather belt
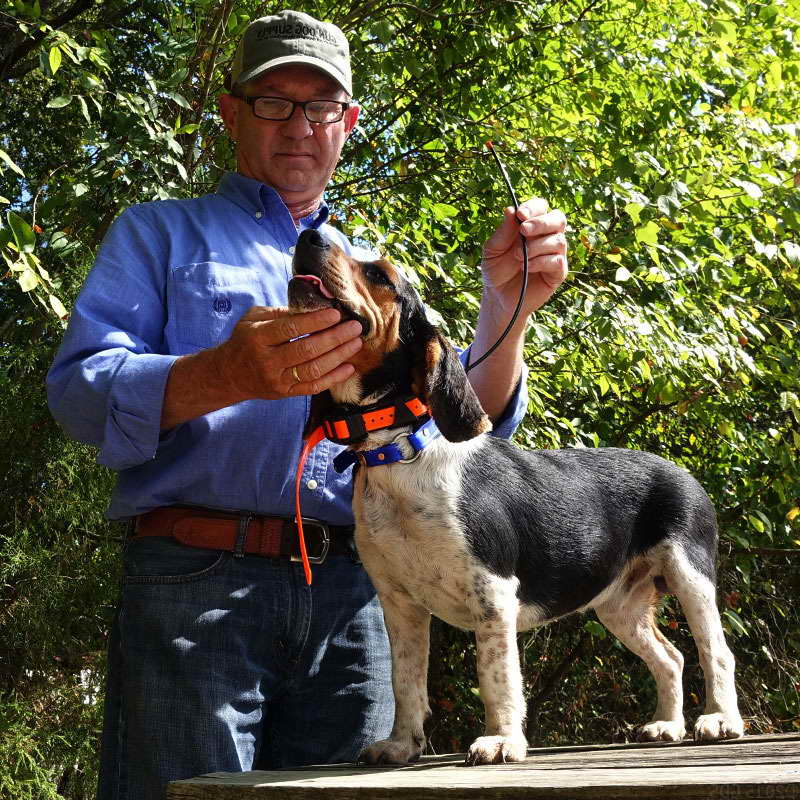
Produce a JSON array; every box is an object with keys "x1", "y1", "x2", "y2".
[{"x1": 132, "y1": 507, "x2": 355, "y2": 565}]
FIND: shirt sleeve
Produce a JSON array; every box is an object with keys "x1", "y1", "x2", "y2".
[{"x1": 46, "y1": 206, "x2": 179, "y2": 471}]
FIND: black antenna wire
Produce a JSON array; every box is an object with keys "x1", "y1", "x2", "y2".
[{"x1": 464, "y1": 141, "x2": 529, "y2": 374}]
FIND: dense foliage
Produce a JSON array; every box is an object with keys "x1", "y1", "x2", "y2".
[{"x1": 1, "y1": 0, "x2": 798, "y2": 796}]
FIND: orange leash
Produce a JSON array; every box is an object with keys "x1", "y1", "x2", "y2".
[{"x1": 294, "y1": 425, "x2": 326, "y2": 585}]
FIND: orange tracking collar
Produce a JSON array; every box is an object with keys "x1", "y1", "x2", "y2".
[
  {"x1": 294, "y1": 396, "x2": 430, "y2": 584},
  {"x1": 319, "y1": 396, "x2": 428, "y2": 445}
]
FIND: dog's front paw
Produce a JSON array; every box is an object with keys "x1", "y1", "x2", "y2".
[
  {"x1": 694, "y1": 712, "x2": 744, "y2": 741},
  {"x1": 464, "y1": 735, "x2": 527, "y2": 766},
  {"x1": 359, "y1": 738, "x2": 424, "y2": 766},
  {"x1": 637, "y1": 720, "x2": 686, "y2": 742}
]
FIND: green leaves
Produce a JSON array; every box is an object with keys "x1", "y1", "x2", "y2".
[
  {"x1": 614, "y1": 266, "x2": 632, "y2": 283},
  {"x1": 584, "y1": 620, "x2": 607, "y2": 639},
  {"x1": 7, "y1": 211, "x2": 35, "y2": 253},
  {"x1": 3, "y1": 210, "x2": 68, "y2": 323},
  {"x1": 625, "y1": 202, "x2": 644, "y2": 224},
  {"x1": 782, "y1": 241, "x2": 800, "y2": 265},
  {"x1": 48, "y1": 46, "x2": 62, "y2": 75},
  {"x1": 164, "y1": 91, "x2": 191, "y2": 110},
  {"x1": 431, "y1": 203, "x2": 459, "y2": 221},
  {"x1": 0, "y1": 148, "x2": 24, "y2": 176},
  {"x1": 723, "y1": 609, "x2": 748, "y2": 637},
  {"x1": 634, "y1": 221, "x2": 660, "y2": 247},
  {"x1": 46, "y1": 95, "x2": 72, "y2": 108},
  {"x1": 17, "y1": 267, "x2": 38, "y2": 292}
]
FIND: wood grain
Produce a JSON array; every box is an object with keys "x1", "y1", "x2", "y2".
[{"x1": 167, "y1": 732, "x2": 800, "y2": 799}]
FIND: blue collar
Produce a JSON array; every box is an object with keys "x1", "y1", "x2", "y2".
[{"x1": 333, "y1": 417, "x2": 441, "y2": 472}]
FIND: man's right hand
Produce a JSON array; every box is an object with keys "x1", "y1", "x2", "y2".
[
  {"x1": 216, "y1": 306, "x2": 363, "y2": 400},
  {"x1": 160, "y1": 306, "x2": 362, "y2": 430}
]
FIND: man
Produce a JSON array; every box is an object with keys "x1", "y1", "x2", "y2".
[{"x1": 47, "y1": 10, "x2": 568, "y2": 800}]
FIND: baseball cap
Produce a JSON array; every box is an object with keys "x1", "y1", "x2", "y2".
[{"x1": 228, "y1": 10, "x2": 352, "y2": 96}]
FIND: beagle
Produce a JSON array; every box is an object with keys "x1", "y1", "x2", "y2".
[{"x1": 287, "y1": 228, "x2": 744, "y2": 766}]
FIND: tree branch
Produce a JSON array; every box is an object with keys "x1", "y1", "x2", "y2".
[
  {"x1": 184, "y1": 0, "x2": 234, "y2": 182},
  {"x1": 525, "y1": 629, "x2": 587, "y2": 744},
  {"x1": 1, "y1": 0, "x2": 95, "y2": 81}
]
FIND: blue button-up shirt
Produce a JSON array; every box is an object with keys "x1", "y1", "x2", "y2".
[{"x1": 47, "y1": 172, "x2": 528, "y2": 522}]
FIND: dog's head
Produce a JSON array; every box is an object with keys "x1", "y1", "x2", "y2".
[{"x1": 288, "y1": 229, "x2": 491, "y2": 443}]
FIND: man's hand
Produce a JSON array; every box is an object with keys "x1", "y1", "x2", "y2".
[
  {"x1": 467, "y1": 200, "x2": 568, "y2": 420},
  {"x1": 216, "y1": 306, "x2": 363, "y2": 400},
  {"x1": 481, "y1": 199, "x2": 568, "y2": 316},
  {"x1": 160, "y1": 306, "x2": 362, "y2": 429}
]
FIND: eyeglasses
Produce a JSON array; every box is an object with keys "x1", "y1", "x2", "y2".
[{"x1": 233, "y1": 94, "x2": 351, "y2": 124}]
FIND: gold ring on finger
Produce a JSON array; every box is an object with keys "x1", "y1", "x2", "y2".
[{"x1": 291, "y1": 366, "x2": 301, "y2": 383}]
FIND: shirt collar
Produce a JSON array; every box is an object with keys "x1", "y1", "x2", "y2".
[{"x1": 217, "y1": 171, "x2": 330, "y2": 230}]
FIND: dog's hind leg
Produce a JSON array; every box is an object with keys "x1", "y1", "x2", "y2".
[
  {"x1": 358, "y1": 591, "x2": 432, "y2": 766},
  {"x1": 664, "y1": 553, "x2": 744, "y2": 741},
  {"x1": 595, "y1": 576, "x2": 687, "y2": 742},
  {"x1": 465, "y1": 575, "x2": 528, "y2": 766}
]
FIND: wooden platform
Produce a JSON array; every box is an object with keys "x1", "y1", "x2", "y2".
[{"x1": 167, "y1": 732, "x2": 800, "y2": 799}]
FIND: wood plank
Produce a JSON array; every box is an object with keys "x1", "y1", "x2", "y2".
[
  {"x1": 521, "y1": 732, "x2": 800, "y2": 756},
  {"x1": 167, "y1": 733, "x2": 800, "y2": 800},
  {"x1": 356, "y1": 732, "x2": 800, "y2": 765},
  {"x1": 490, "y1": 737, "x2": 800, "y2": 770}
]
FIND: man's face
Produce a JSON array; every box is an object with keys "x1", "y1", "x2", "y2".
[{"x1": 220, "y1": 65, "x2": 359, "y2": 209}]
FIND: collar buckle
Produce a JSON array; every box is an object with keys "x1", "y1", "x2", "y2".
[{"x1": 389, "y1": 430, "x2": 424, "y2": 464}]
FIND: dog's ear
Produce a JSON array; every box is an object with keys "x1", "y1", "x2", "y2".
[
  {"x1": 410, "y1": 323, "x2": 492, "y2": 442},
  {"x1": 303, "y1": 390, "x2": 335, "y2": 440}
]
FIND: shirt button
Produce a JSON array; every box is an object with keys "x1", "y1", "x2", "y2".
[
  {"x1": 306, "y1": 479, "x2": 318, "y2": 490},
  {"x1": 288, "y1": 245, "x2": 296, "y2": 254},
  {"x1": 254, "y1": 211, "x2": 263, "y2": 219}
]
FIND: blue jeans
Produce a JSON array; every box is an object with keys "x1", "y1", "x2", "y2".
[{"x1": 96, "y1": 534, "x2": 394, "y2": 800}]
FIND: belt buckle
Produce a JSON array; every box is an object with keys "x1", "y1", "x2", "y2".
[{"x1": 291, "y1": 517, "x2": 330, "y2": 565}]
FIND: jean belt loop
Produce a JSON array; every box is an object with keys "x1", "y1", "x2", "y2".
[{"x1": 234, "y1": 513, "x2": 252, "y2": 558}]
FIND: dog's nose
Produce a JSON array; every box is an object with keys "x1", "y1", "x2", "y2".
[{"x1": 298, "y1": 229, "x2": 329, "y2": 250}]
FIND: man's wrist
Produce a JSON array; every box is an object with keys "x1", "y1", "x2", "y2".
[
  {"x1": 480, "y1": 287, "x2": 532, "y2": 336},
  {"x1": 206, "y1": 340, "x2": 256, "y2": 405}
]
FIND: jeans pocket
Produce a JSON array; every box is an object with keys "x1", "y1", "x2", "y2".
[{"x1": 123, "y1": 536, "x2": 230, "y2": 585}]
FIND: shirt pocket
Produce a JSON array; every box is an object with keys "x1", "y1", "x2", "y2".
[{"x1": 167, "y1": 262, "x2": 264, "y2": 353}]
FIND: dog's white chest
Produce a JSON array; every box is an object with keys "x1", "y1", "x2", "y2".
[{"x1": 353, "y1": 463, "x2": 477, "y2": 629}]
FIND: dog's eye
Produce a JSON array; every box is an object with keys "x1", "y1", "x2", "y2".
[{"x1": 363, "y1": 263, "x2": 393, "y2": 287}]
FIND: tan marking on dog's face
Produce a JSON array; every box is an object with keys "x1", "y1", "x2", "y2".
[
  {"x1": 290, "y1": 243, "x2": 405, "y2": 378},
  {"x1": 348, "y1": 263, "x2": 402, "y2": 378}
]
